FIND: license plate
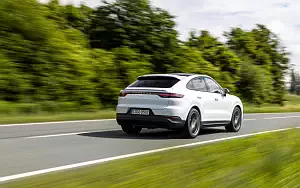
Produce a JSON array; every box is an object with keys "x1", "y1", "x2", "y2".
[{"x1": 131, "y1": 109, "x2": 150, "y2": 115}]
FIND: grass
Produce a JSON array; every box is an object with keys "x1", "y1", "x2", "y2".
[
  {"x1": 244, "y1": 94, "x2": 300, "y2": 113},
  {"x1": 0, "y1": 95, "x2": 300, "y2": 125},
  {"x1": 2, "y1": 129, "x2": 299, "y2": 188},
  {"x1": 0, "y1": 110, "x2": 116, "y2": 125},
  {"x1": 244, "y1": 104, "x2": 300, "y2": 113}
]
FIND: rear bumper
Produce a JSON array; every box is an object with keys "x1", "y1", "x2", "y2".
[{"x1": 116, "y1": 113, "x2": 185, "y2": 129}]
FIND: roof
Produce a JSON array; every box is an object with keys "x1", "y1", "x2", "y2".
[
  {"x1": 138, "y1": 73, "x2": 191, "y2": 80},
  {"x1": 170, "y1": 73, "x2": 195, "y2": 77},
  {"x1": 139, "y1": 73, "x2": 210, "y2": 80}
]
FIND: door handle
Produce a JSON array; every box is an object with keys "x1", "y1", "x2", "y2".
[
  {"x1": 197, "y1": 96, "x2": 202, "y2": 99},
  {"x1": 215, "y1": 98, "x2": 218, "y2": 101}
]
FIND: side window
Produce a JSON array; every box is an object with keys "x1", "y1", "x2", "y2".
[
  {"x1": 205, "y1": 78, "x2": 222, "y2": 93},
  {"x1": 187, "y1": 77, "x2": 208, "y2": 92}
]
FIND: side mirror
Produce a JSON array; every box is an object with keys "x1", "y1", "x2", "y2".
[{"x1": 223, "y1": 88, "x2": 230, "y2": 96}]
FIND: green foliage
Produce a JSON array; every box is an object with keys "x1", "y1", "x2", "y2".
[
  {"x1": 89, "y1": 49, "x2": 119, "y2": 106},
  {"x1": 290, "y1": 69, "x2": 300, "y2": 95},
  {"x1": 0, "y1": 52, "x2": 28, "y2": 101},
  {"x1": 89, "y1": 0, "x2": 177, "y2": 52},
  {"x1": 238, "y1": 61, "x2": 274, "y2": 104},
  {"x1": 290, "y1": 69, "x2": 297, "y2": 93},
  {"x1": 0, "y1": 0, "x2": 291, "y2": 113},
  {"x1": 89, "y1": 0, "x2": 179, "y2": 72},
  {"x1": 169, "y1": 46, "x2": 220, "y2": 78},
  {"x1": 113, "y1": 47, "x2": 153, "y2": 88},
  {"x1": 186, "y1": 31, "x2": 242, "y2": 93},
  {"x1": 225, "y1": 24, "x2": 290, "y2": 104}
]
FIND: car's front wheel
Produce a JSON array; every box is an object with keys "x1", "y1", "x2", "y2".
[
  {"x1": 121, "y1": 124, "x2": 142, "y2": 134},
  {"x1": 225, "y1": 107, "x2": 242, "y2": 132},
  {"x1": 184, "y1": 108, "x2": 201, "y2": 138}
]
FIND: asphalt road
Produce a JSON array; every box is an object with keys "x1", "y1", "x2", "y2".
[{"x1": 0, "y1": 113, "x2": 300, "y2": 180}]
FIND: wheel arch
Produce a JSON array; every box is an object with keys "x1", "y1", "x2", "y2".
[
  {"x1": 234, "y1": 104, "x2": 242, "y2": 111},
  {"x1": 231, "y1": 102, "x2": 244, "y2": 120},
  {"x1": 185, "y1": 105, "x2": 202, "y2": 121},
  {"x1": 191, "y1": 105, "x2": 201, "y2": 114}
]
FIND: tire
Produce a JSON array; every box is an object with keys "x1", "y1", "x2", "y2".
[
  {"x1": 225, "y1": 107, "x2": 242, "y2": 132},
  {"x1": 121, "y1": 124, "x2": 142, "y2": 134},
  {"x1": 184, "y1": 108, "x2": 201, "y2": 138}
]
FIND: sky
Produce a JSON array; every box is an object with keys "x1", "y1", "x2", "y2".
[{"x1": 41, "y1": 0, "x2": 300, "y2": 72}]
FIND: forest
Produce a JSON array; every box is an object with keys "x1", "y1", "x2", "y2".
[{"x1": 0, "y1": 0, "x2": 296, "y2": 114}]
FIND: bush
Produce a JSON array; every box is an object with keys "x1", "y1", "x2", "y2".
[
  {"x1": 0, "y1": 101, "x2": 17, "y2": 114},
  {"x1": 0, "y1": 100, "x2": 104, "y2": 115},
  {"x1": 238, "y1": 61, "x2": 274, "y2": 104},
  {"x1": 59, "y1": 102, "x2": 78, "y2": 112},
  {"x1": 77, "y1": 103, "x2": 101, "y2": 112},
  {"x1": 17, "y1": 103, "x2": 40, "y2": 114},
  {"x1": 39, "y1": 101, "x2": 60, "y2": 113},
  {"x1": 296, "y1": 85, "x2": 300, "y2": 95}
]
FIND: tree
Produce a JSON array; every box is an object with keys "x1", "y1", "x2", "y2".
[
  {"x1": 294, "y1": 71, "x2": 300, "y2": 95},
  {"x1": 169, "y1": 46, "x2": 220, "y2": 78},
  {"x1": 290, "y1": 69, "x2": 296, "y2": 94},
  {"x1": 0, "y1": 0, "x2": 292, "y2": 113},
  {"x1": 225, "y1": 25, "x2": 290, "y2": 104},
  {"x1": 0, "y1": 52, "x2": 29, "y2": 102},
  {"x1": 237, "y1": 60, "x2": 274, "y2": 104},
  {"x1": 186, "y1": 30, "x2": 241, "y2": 92},
  {"x1": 44, "y1": 0, "x2": 64, "y2": 25},
  {"x1": 112, "y1": 47, "x2": 153, "y2": 88},
  {"x1": 88, "y1": 0, "x2": 179, "y2": 72},
  {"x1": 89, "y1": 49, "x2": 119, "y2": 106},
  {"x1": 63, "y1": 4, "x2": 93, "y2": 32},
  {"x1": 0, "y1": 0, "x2": 98, "y2": 108},
  {"x1": 0, "y1": 0, "x2": 60, "y2": 102}
]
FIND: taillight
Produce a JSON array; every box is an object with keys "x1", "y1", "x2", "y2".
[
  {"x1": 158, "y1": 93, "x2": 184, "y2": 98},
  {"x1": 119, "y1": 91, "x2": 127, "y2": 97}
]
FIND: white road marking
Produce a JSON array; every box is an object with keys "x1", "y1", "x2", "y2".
[
  {"x1": 26, "y1": 129, "x2": 120, "y2": 139},
  {"x1": 0, "y1": 127, "x2": 297, "y2": 183},
  {"x1": 264, "y1": 117, "x2": 288, "y2": 120},
  {"x1": 27, "y1": 132, "x2": 90, "y2": 139},
  {"x1": 263, "y1": 116, "x2": 300, "y2": 120},
  {"x1": 0, "y1": 119, "x2": 115, "y2": 127},
  {"x1": 244, "y1": 119, "x2": 256, "y2": 121}
]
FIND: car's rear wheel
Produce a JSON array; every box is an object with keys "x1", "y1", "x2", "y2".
[
  {"x1": 225, "y1": 107, "x2": 242, "y2": 132},
  {"x1": 184, "y1": 108, "x2": 201, "y2": 138},
  {"x1": 121, "y1": 124, "x2": 142, "y2": 134}
]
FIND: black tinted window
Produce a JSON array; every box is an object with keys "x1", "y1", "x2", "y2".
[
  {"x1": 205, "y1": 78, "x2": 222, "y2": 93},
  {"x1": 187, "y1": 77, "x2": 208, "y2": 92},
  {"x1": 129, "y1": 76, "x2": 179, "y2": 88}
]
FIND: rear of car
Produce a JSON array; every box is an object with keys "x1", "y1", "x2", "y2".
[{"x1": 116, "y1": 74, "x2": 188, "y2": 130}]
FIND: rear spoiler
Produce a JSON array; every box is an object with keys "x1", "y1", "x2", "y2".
[{"x1": 137, "y1": 75, "x2": 181, "y2": 81}]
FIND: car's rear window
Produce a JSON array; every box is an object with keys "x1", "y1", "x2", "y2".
[{"x1": 129, "y1": 76, "x2": 180, "y2": 88}]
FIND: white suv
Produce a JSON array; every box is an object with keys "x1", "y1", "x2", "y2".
[{"x1": 116, "y1": 73, "x2": 243, "y2": 138}]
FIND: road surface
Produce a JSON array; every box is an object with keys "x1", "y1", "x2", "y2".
[{"x1": 0, "y1": 113, "x2": 300, "y2": 181}]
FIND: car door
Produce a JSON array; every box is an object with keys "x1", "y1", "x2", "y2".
[
  {"x1": 218, "y1": 90, "x2": 233, "y2": 121},
  {"x1": 186, "y1": 77, "x2": 213, "y2": 122},
  {"x1": 204, "y1": 77, "x2": 228, "y2": 121}
]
